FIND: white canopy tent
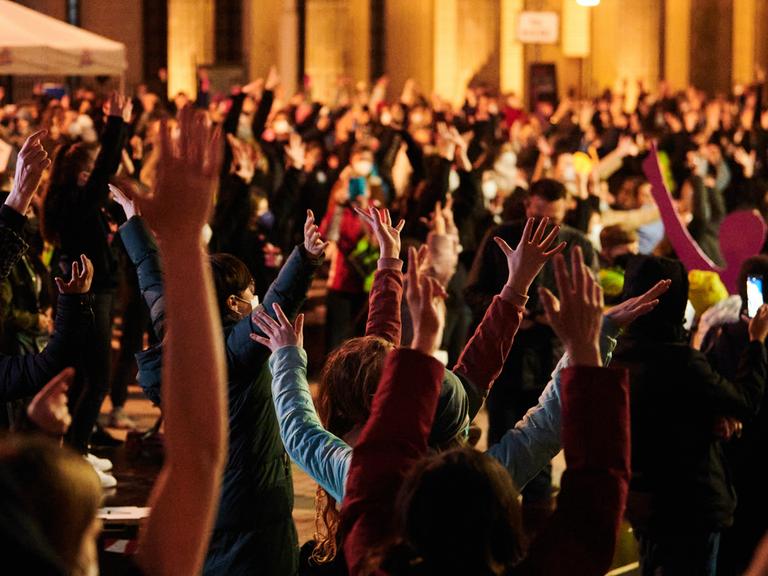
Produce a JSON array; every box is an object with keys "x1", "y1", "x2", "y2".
[{"x1": 0, "y1": 0, "x2": 126, "y2": 78}]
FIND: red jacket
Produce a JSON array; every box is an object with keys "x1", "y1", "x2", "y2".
[
  {"x1": 341, "y1": 348, "x2": 630, "y2": 575},
  {"x1": 320, "y1": 203, "x2": 365, "y2": 294}
]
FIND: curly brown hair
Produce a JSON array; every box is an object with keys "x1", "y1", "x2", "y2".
[{"x1": 311, "y1": 335, "x2": 393, "y2": 564}]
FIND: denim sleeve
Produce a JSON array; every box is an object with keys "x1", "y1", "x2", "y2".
[
  {"x1": 485, "y1": 318, "x2": 618, "y2": 490},
  {"x1": 269, "y1": 346, "x2": 352, "y2": 503}
]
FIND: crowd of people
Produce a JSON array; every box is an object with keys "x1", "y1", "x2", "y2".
[{"x1": 0, "y1": 65, "x2": 767, "y2": 575}]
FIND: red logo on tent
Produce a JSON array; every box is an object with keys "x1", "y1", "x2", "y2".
[
  {"x1": 80, "y1": 50, "x2": 94, "y2": 67},
  {"x1": 0, "y1": 48, "x2": 12, "y2": 66}
]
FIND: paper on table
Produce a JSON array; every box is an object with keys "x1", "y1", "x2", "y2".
[{"x1": 98, "y1": 506, "x2": 151, "y2": 521}]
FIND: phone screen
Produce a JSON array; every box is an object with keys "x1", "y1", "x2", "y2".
[
  {"x1": 747, "y1": 275, "x2": 764, "y2": 318},
  {"x1": 349, "y1": 177, "x2": 366, "y2": 200}
]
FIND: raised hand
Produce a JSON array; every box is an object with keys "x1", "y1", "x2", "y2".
[
  {"x1": 6, "y1": 129, "x2": 51, "y2": 215},
  {"x1": 109, "y1": 179, "x2": 141, "y2": 219},
  {"x1": 284, "y1": 133, "x2": 305, "y2": 170},
  {"x1": 538, "y1": 246, "x2": 604, "y2": 366},
  {"x1": 250, "y1": 303, "x2": 304, "y2": 352},
  {"x1": 134, "y1": 106, "x2": 223, "y2": 240},
  {"x1": 55, "y1": 254, "x2": 93, "y2": 294},
  {"x1": 421, "y1": 198, "x2": 457, "y2": 237},
  {"x1": 421, "y1": 201, "x2": 447, "y2": 235},
  {"x1": 604, "y1": 279, "x2": 670, "y2": 328},
  {"x1": 104, "y1": 91, "x2": 132, "y2": 121},
  {"x1": 354, "y1": 207, "x2": 405, "y2": 260},
  {"x1": 493, "y1": 217, "x2": 566, "y2": 297},
  {"x1": 406, "y1": 246, "x2": 447, "y2": 355},
  {"x1": 748, "y1": 304, "x2": 768, "y2": 343},
  {"x1": 304, "y1": 209, "x2": 329, "y2": 257},
  {"x1": 435, "y1": 123, "x2": 456, "y2": 161},
  {"x1": 26, "y1": 367, "x2": 74, "y2": 436}
]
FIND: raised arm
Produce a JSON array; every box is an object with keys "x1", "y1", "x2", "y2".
[
  {"x1": 81, "y1": 93, "x2": 130, "y2": 207},
  {"x1": 0, "y1": 256, "x2": 94, "y2": 402},
  {"x1": 253, "y1": 304, "x2": 352, "y2": 503},
  {"x1": 523, "y1": 246, "x2": 630, "y2": 575},
  {"x1": 356, "y1": 207, "x2": 405, "y2": 345},
  {"x1": 252, "y1": 67, "x2": 278, "y2": 138},
  {"x1": 112, "y1": 183, "x2": 165, "y2": 339},
  {"x1": 486, "y1": 280, "x2": 669, "y2": 490},
  {"x1": 341, "y1": 258, "x2": 447, "y2": 575},
  {"x1": 453, "y1": 217, "x2": 565, "y2": 413},
  {"x1": 133, "y1": 107, "x2": 228, "y2": 576},
  {"x1": 0, "y1": 130, "x2": 50, "y2": 280},
  {"x1": 227, "y1": 211, "x2": 326, "y2": 372}
]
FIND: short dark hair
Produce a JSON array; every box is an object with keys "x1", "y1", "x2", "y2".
[
  {"x1": 209, "y1": 253, "x2": 254, "y2": 320},
  {"x1": 529, "y1": 178, "x2": 566, "y2": 202}
]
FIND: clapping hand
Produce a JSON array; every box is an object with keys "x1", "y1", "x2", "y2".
[
  {"x1": 26, "y1": 367, "x2": 74, "y2": 436},
  {"x1": 6, "y1": 130, "x2": 50, "y2": 215},
  {"x1": 538, "y1": 246, "x2": 604, "y2": 366},
  {"x1": 250, "y1": 303, "x2": 304, "y2": 352},
  {"x1": 55, "y1": 255, "x2": 93, "y2": 295},
  {"x1": 406, "y1": 246, "x2": 447, "y2": 355},
  {"x1": 133, "y1": 106, "x2": 223, "y2": 241},
  {"x1": 304, "y1": 210, "x2": 329, "y2": 257},
  {"x1": 494, "y1": 217, "x2": 566, "y2": 297},
  {"x1": 355, "y1": 207, "x2": 405, "y2": 260}
]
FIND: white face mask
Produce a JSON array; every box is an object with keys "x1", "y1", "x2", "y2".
[
  {"x1": 561, "y1": 165, "x2": 576, "y2": 182},
  {"x1": 352, "y1": 160, "x2": 373, "y2": 176},
  {"x1": 482, "y1": 179, "x2": 498, "y2": 201},
  {"x1": 448, "y1": 169, "x2": 460, "y2": 192},
  {"x1": 496, "y1": 151, "x2": 517, "y2": 169},
  {"x1": 232, "y1": 294, "x2": 259, "y2": 318},
  {"x1": 273, "y1": 119, "x2": 291, "y2": 135}
]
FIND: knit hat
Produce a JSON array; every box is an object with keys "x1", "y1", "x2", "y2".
[
  {"x1": 428, "y1": 369, "x2": 471, "y2": 448},
  {"x1": 687, "y1": 269, "x2": 729, "y2": 316}
]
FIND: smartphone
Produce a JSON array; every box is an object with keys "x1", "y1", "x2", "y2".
[
  {"x1": 349, "y1": 177, "x2": 366, "y2": 200},
  {"x1": 747, "y1": 274, "x2": 764, "y2": 318}
]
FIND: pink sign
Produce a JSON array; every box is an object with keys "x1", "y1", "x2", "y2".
[{"x1": 642, "y1": 144, "x2": 766, "y2": 294}]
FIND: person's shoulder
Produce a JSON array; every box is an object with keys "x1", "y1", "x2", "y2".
[{"x1": 558, "y1": 224, "x2": 590, "y2": 242}]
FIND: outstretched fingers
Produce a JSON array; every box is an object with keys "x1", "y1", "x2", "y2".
[
  {"x1": 494, "y1": 236, "x2": 513, "y2": 256},
  {"x1": 272, "y1": 303, "x2": 292, "y2": 328},
  {"x1": 531, "y1": 217, "x2": 550, "y2": 245},
  {"x1": 539, "y1": 222, "x2": 562, "y2": 250},
  {"x1": 552, "y1": 253, "x2": 573, "y2": 299}
]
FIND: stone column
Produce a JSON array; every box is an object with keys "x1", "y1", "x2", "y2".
[
  {"x1": 167, "y1": 0, "x2": 214, "y2": 99},
  {"x1": 732, "y1": 0, "x2": 756, "y2": 86},
  {"x1": 432, "y1": 0, "x2": 459, "y2": 102},
  {"x1": 664, "y1": 0, "x2": 691, "y2": 90},
  {"x1": 500, "y1": 0, "x2": 524, "y2": 98}
]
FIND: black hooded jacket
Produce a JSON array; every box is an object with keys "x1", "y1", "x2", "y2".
[{"x1": 611, "y1": 256, "x2": 766, "y2": 530}]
